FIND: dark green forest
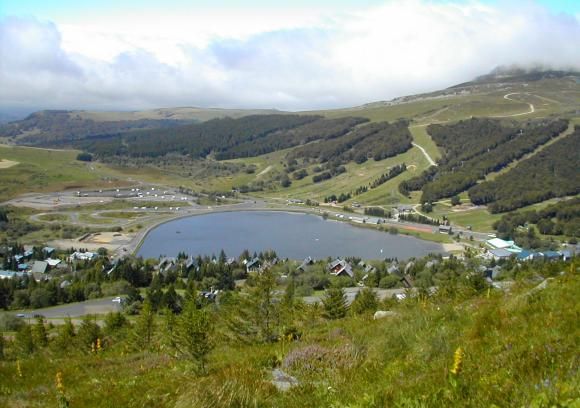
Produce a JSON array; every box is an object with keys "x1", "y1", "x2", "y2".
[
  {"x1": 469, "y1": 127, "x2": 580, "y2": 212},
  {"x1": 288, "y1": 120, "x2": 412, "y2": 165},
  {"x1": 398, "y1": 118, "x2": 569, "y2": 205}
]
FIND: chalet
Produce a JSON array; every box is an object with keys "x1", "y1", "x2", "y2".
[
  {"x1": 327, "y1": 258, "x2": 354, "y2": 278},
  {"x1": 185, "y1": 256, "x2": 199, "y2": 272},
  {"x1": 489, "y1": 248, "x2": 514, "y2": 260},
  {"x1": 387, "y1": 262, "x2": 400, "y2": 275},
  {"x1": 31, "y1": 261, "x2": 48, "y2": 274},
  {"x1": 358, "y1": 260, "x2": 377, "y2": 274},
  {"x1": 43, "y1": 247, "x2": 55, "y2": 256},
  {"x1": 297, "y1": 256, "x2": 314, "y2": 272},
  {"x1": 225, "y1": 257, "x2": 236, "y2": 266},
  {"x1": 246, "y1": 257, "x2": 262, "y2": 273},
  {"x1": 46, "y1": 258, "x2": 62, "y2": 268},
  {"x1": 158, "y1": 257, "x2": 177, "y2": 274}
]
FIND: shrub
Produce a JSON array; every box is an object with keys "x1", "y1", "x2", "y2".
[
  {"x1": 379, "y1": 274, "x2": 400, "y2": 289},
  {"x1": 350, "y1": 288, "x2": 379, "y2": 315},
  {"x1": 0, "y1": 313, "x2": 25, "y2": 331},
  {"x1": 322, "y1": 287, "x2": 348, "y2": 319},
  {"x1": 76, "y1": 152, "x2": 93, "y2": 162}
]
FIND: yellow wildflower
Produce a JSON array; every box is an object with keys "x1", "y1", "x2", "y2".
[
  {"x1": 16, "y1": 360, "x2": 22, "y2": 378},
  {"x1": 450, "y1": 347, "x2": 464, "y2": 375},
  {"x1": 56, "y1": 371, "x2": 65, "y2": 394}
]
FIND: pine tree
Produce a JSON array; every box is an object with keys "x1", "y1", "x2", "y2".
[
  {"x1": 322, "y1": 287, "x2": 348, "y2": 319},
  {"x1": 77, "y1": 315, "x2": 101, "y2": 350},
  {"x1": 251, "y1": 268, "x2": 278, "y2": 341},
  {"x1": 32, "y1": 317, "x2": 48, "y2": 347},
  {"x1": 131, "y1": 299, "x2": 155, "y2": 350},
  {"x1": 15, "y1": 324, "x2": 35, "y2": 356},
  {"x1": 350, "y1": 287, "x2": 378, "y2": 315},
  {"x1": 172, "y1": 299, "x2": 214, "y2": 372},
  {"x1": 54, "y1": 317, "x2": 75, "y2": 351}
]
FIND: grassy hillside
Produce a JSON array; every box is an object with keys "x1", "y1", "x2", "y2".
[
  {"x1": 0, "y1": 146, "x2": 106, "y2": 199},
  {"x1": 1, "y1": 263, "x2": 578, "y2": 407}
]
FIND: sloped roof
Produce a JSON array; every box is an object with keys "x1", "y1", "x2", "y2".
[
  {"x1": 489, "y1": 248, "x2": 513, "y2": 258},
  {"x1": 31, "y1": 261, "x2": 48, "y2": 274}
]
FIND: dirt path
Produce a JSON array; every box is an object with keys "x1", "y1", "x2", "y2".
[
  {"x1": 0, "y1": 159, "x2": 19, "y2": 169},
  {"x1": 491, "y1": 93, "x2": 535, "y2": 118},
  {"x1": 257, "y1": 165, "x2": 273, "y2": 177},
  {"x1": 411, "y1": 142, "x2": 438, "y2": 167}
]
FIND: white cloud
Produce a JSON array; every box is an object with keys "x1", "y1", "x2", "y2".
[{"x1": 1, "y1": 1, "x2": 579, "y2": 111}]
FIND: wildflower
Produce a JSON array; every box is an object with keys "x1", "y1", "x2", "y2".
[
  {"x1": 56, "y1": 371, "x2": 69, "y2": 408},
  {"x1": 16, "y1": 360, "x2": 23, "y2": 378},
  {"x1": 56, "y1": 371, "x2": 65, "y2": 394},
  {"x1": 97, "y1": 338, "x2": 102, "y2": 352},
  {"x1": 450, "y1": 347, "x2": 464, "y2": 375}
]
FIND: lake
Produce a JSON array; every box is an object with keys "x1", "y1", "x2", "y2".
[{"x1": 137, "y1": 211, "x2": 445, "y2": 260}]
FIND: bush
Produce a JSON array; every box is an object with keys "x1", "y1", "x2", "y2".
[
  {"x1": 104, "y1": 312, "x2": 128, "y2": 333},
  {"x1": 76, "y1": 152, "x2": 93, "y2": 162},
  {"x1": 379, "y1": 274, "x2": 400, "y2": 289},
  {"x1": 350, "y1": 288, "x2": 379, "y2": 315},
  {"x1": 29, "y1": 288, "x2": 52, "y2": 309},
  {"x1": 0, "y1": 313, "x2": 25, "y2": 331}
]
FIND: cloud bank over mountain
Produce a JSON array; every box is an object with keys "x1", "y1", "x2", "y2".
[{"x1": 1, "y1": 0, "x2": 579, "y2": 111}]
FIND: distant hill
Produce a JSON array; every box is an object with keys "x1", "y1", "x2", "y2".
[
  {"x1": 451, "y1": 67, "x2": 580, "y2": 88},
  {"x1": 0, "y1": 107, "x2": 282, "y2": 146}
]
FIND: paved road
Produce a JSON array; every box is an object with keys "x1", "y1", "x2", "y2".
[{"x1": 15, "y1": 297, "x2": 122, "y2": 319}]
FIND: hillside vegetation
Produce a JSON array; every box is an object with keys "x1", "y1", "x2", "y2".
[
  {"x1": 469, "y1": 126, "x2": 580, "y2": 212},
  {"x1": 398, "y1": 118, "x2": 570, "y2": 205},
  {"x1": 0, "y1": 260, "x2": 578, "y2": 407}
]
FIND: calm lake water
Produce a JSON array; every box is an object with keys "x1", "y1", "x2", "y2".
[{"x1": 137, "y1": 211, "x2": 445, "y2": 260}]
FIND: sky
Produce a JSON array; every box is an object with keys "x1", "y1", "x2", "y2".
[{"x1": 1, "y1": 0, "x2": 579, "y2": 112}]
